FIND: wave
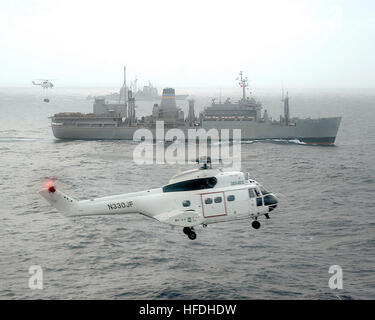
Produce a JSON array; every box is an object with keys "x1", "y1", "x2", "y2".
[
  {"x1": 242, "y1": 139, "x2": 306, "y2": 145},
  {"x1": 0, "y1": 137, "x2": 45, "y2": 142},
  {"x1": 268, "y1": 138, "x2": 307, "y2": 145}
]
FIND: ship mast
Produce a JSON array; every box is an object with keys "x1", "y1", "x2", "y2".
[
  {"x1": 124, "y1": 66, "x2": 136, "y2": 126},
  {"x1": 134, "y1": 76, "x2": 138, "y2": 93},
  {"x1": 238, "y1": 71, "x2": 248, "y2": 101},
  {"x1": 119, "y1": 66, "x2": 128, "y2": 108},
  {"x1": 281, "y1": 90, "x2": 290, "y2": 126},
  {"x1": 124, "y1": 66, "x2": 127, "y2": 106},
  {"x1": 128, "y1": 89, "x2": 136, "y2": 126}
]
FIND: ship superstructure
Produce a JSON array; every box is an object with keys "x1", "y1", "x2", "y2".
[
  {"x1": 200, "y1": 72, "x2": 341, "y2": 144},
  {"x1": 202, "y1": 72, "x2": 262, "y2": 121}
]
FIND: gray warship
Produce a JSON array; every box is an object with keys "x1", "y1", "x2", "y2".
[
  {"x1": 51, "y1": 70, "x2": 341, "y2": 145},
  {"x1": 87, "y1": 80, "x2": 188, "y2": 101},
  {"x1": 133, "y1": 80, "x2": 189, "y2": 101}
]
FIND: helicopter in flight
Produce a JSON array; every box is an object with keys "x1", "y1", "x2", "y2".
[
  {"x1": 32, "y1": 79, "x2": 54, "y2": 102},
  {"x1": 39, "y1": 158, "x2": 278, "y2": 240}
]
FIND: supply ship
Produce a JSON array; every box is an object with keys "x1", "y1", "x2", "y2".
[{"x1": 51, "y1": 70, "x2": 341, "y2": 145}]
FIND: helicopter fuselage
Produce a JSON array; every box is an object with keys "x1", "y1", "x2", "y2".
[{"x1": 39, "y1": 168, "x2": 278, "y2": 239}]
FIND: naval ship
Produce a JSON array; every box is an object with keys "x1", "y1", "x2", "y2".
[
  {"x1": 133, "y1": 81, "x2": 189, "y2": 101},
  {"x1": 87, "y1": 81, "x2": 188, "y2": 101},
  {"x1": 51, "y1": 71, "x2": 341, "y2": 145}
]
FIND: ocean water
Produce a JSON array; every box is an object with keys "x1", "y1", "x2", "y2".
[{"x1": 0, "y1": 87, "x2": 374, "y2": 299}]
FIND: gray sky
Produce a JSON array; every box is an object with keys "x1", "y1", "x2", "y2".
[{"x1": 0, "y1": 0, "x2": 374, "y2": 89}]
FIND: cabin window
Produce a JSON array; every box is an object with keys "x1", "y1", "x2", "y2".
[
  {"x1": 248, "y1": 188, "x2": 256, "y2": 198},
  {"x1": 214, "y1": 196, "x2": 222, "y2": 203},
  {"x1": 182, "y1": 200, "x2": 191, "y2": 207},
  {"x1": 163, "y1": 177, "x2": 217, "y2": 192},
  {"x1": 227, "y1": 195, "x2": 235, "y2": 201},
  {"x1": 205, "y1": 198, "x2": 213, "y2": 204},
  {"x1": 256, "y1": 197, "x2": 263, "y2": 206}
]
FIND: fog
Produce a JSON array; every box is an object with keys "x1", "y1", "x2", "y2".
[{"x1": 1, "y1": 0, "x2": 374, "y2": 89}]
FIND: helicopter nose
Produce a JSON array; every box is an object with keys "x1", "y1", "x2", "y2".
[{"x1": 264, "y1": 194, "x2": 278, "y2": 211}]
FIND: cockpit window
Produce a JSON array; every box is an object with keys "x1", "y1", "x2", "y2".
[
  {"x1": 264, "y1": 194, "x2": 278, "y2": 206},
  {"x1": 259, "y1": 185, "x2": 270, "y2": 195},
  {"x1": 163, "y1": 177, "x2": 217, "y2": 192},
  {"x1": 254, "y1": 188, "x2": 261, "y2": 197}
]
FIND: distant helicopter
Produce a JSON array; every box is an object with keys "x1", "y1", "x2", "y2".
[
  {"x1": 32, "y1": 79, "x2": 54, "y2": 102},
  {"x1": 39, "y1": 157, "x2": 278, "y2": 240}
]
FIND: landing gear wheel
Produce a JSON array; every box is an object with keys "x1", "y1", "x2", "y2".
[
  {"x1": 188, "y1": 231, "x2": 197, "y2": 240},
  {"x1": 252, "y1": 220, "x2": 261, "y2": 229},
  {"x1": 183, "y1": 227, "x2": 191, "y2": 235}
]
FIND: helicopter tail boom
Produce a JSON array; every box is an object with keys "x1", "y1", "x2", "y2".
[{"x1": 39, "y1": 184, "x2": 79, "y2": 215}]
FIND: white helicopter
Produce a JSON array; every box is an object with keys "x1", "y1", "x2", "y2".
[
  {"x1": 32, "y1": 79, "x2": 54, "y2": 89},
  {"x1": 32, "y1": 79, "x2": 54, "y2": 102},
  {"x1": 39, "y1": 158, "x2": 278, "y2": 240}
]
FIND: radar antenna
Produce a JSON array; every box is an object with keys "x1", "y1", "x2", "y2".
[
  {"x1": 237, "y1": 71, "x2": 249, "y2": 101},
  {"x1": 195, "y1": 156, "x2": 223, "y2": 170},
  {"x1": 196, "y1": 156, "x2": 212, "y2": 170}
]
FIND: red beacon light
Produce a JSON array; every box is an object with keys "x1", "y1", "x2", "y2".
[{"x1": 44, "y1": 180, "x2": 56, "y2": 193}]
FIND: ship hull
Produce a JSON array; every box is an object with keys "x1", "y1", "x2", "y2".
[
  {"x1": 202, "y1": 117, "x2": 342, "y2": 145},
  {"x1": 52, "y1": 117, "x2": 341, "y2": 145}
]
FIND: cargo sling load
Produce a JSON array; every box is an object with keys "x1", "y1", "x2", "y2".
[{"x1": 51, "y1": 69, "x2": 341, "y2": 145}]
